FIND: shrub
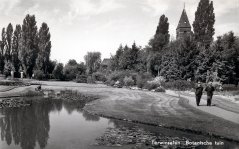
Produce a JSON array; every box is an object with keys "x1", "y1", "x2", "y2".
[
  {"x1": 161, "y1": 80, "x2": 194, "y2": 91},
  {"x1": 136, "y1": 72, "x2": 153, "y2": 88},
  {"x1": 34, "y1": 70, "x2": 44, "y2": 80},
  {"x1": 92, "y1": 72, "x2": 107, "y2": 82},
  {"x1": 0, "y1": 80, "x2": 25, "y2": 86},
  {"x1": 222, "y1": 84, "x2": 238, "y2": 91},
  {"x1": 109, "y1": 80, "x2": 116, "y2": 86},
  {"x1": 148, "y1": 76, "x2": 165, "y2": 85},
  {"x1": 155, "y1": 86, "x2": 166, "y2": 92},
  {"x1": 3, "y1": 62, "x2": 14, "y2": 77},
  {"x1": 106, "y1": 71, "x2": 130, "y2": 86},
  {"x1": 76, "y1": 75, "x2": 87, "y2": 83},
  {"x1": 143, "y1": 82, "x2": 161, "y2": 91},
  {"x1": 87, "y1": 76, "x2": 95, "y2": 84},
  {"x1": 123, "y1": 76, "x2": 135, "y2": 87}
]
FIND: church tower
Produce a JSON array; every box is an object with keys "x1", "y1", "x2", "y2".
[{"x1": 176, "y1": 7, "x2": 192, "y2": 40}]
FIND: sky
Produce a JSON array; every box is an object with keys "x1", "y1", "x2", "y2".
[{"x1": 0, "y1": 0, "x2": 239, "y2": 64}]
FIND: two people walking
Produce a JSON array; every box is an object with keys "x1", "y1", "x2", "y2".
[{"x1": 195, "y1": 82, "x2": 215, "y2": 106}]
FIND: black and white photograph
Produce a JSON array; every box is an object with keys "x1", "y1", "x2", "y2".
[{"x1": 0, "y1": 0, "x2": 239, "y2": 149}]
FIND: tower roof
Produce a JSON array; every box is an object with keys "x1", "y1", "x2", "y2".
[{"x1": 177, "y1": 9, "x2": 191, "y2": 29}]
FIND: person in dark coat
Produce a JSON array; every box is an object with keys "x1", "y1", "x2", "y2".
[
  {"x1": 205, "y1": 82, "x2": 215, "y2": 106},
  {"x1": 195, "y1": 81, "x2": 203, "y2": 106}
]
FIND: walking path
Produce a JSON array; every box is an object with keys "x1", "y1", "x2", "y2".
[
  {"x1": 166, "y1": 90, "x2": 239, "y2": 124},
  {"x1": 1, "y1": 81, "x2": 239, "y2": 141}
]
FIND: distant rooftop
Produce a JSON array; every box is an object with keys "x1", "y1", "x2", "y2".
[{"x1": 101, "y1": 58, "x2": 111, "y2": 66}]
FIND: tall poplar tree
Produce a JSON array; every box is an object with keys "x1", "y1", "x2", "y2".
[
  {"x1": 5, "y1": 23, "x2": 13, "y2": 62},
  {"x1": 35, "y1": 22, "x2": 51, "y2": 74},
  {"x1": 193, "y1": 0, "x2": 215, "y2": 46},
  {"x1": 149, "y1": 14, "x2": 170, "y2": 52},
  {"x1": 0, "y1": 28, "x2": 6, "y2": 73},
  {"x1": 19, "y1": 14, "x2": 39, "y2": 77},
  {"x1": 12, "y1": 25, "x2": 21, "y2": 73}
]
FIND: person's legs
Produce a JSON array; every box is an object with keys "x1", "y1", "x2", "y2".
[
  {"x1": 196, "y1": 94, "x2": 201, "y2": 106},
  {"x1": 208, "y1": 96, "x2": 212, "y2": 106},
  {"x1": 207, "y1": 96, "x2": 212, "y2": 106},
  {"x1": 207, "y1": 96, "x2": 210, "y2": 106}
]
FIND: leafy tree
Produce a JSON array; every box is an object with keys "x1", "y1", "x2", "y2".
[
  {"x1": 118, "y1": 45, "x2": 130, "y2": 70},
  {"x1": 63, "y1": 60, "x2": 86, "y2": 80},
  {"x1": 193, "y1": 0, "x2": 215, "y2": 46},
  {"x1": 47, "y1": 60, "x2": 56, "y2": 75},
  {"x1": 0, "y1": 28, "x2": 6, "y2": 73},
  {"x1": 129, "y1": 42, "x2": 140, "y2": 70},
  {"x1": 5, "y1": 23, "x2": 13, "y2": 62},
  {"x1": 110, "y1": 44, "x2": 124, "y2": 71},
  {"x1": 210, "y1": 32, "x2": 238, "y2": 84},
  {"x1": 53, "y1": 63, "x2": 64, "y2": 80},
  {"x1": 35, "y1": 22, "x2": 51, "y2": 74},
  {"x1": 84, "y1": 52, "x2": 101, "y2": 74},
  {"x1": 136, "y1": 48, "x2": 148, "y2": 72},
  {"x1": 19, "y1": 14, "x2": 39, "y2": 78},
  {"x1": 12, "y1": 25, "x2": 21, "y2": 74},
  {"x1": 160, "y1": 55, "x2": 182, "y2": 81},
  {"x1": 195, "y1": 46, "x2": 216, "y2": 82},
  {"x1": 149, "y1": 14, "x2": 170, "y2": 52},
  {"x1": 147, "y1": 52, "x2": 162, "y2": 76},
  {"x1": 3, "y1": 61, "x2": 14, "y2": 77},
  {"x1": 176, "y1": 37, "x2": 199, "y2": 80}
]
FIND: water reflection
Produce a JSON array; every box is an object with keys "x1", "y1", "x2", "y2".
[
  {"x1": 0, "y1": 98, "x2": 99, "y2": 149},
  {"x1": 0, "y1": 98, "x2": 238, "y2": 149}
]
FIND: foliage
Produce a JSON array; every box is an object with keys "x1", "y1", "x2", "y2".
[
  {"x1": 19, "y1": 14, "x2": 39, "y2": 78},
  {"x1": 63, "y1": 60, "x2": 86, "y2": 80},
  {"x1": 92, "y1": 72, "x2": 107, "y2": 82},
  {"x1": 87, "y1": 76, "x2": 95, "y2": 84},
  {"x1": 76, "y1": 74, "x2": 87, "y2": 83},
  {"x1": 149, "y1": 14, "x2": 170, "y2": 52},
  {"x1": 5, "y1": 23, "x2": 13, "y2": 62},
  {"x1": 53, "y1": 63, "x2": 64, "y2": 80},
  {"x1": 11, "y1": 24, "x2": 21, "y2": 73},
  {"x1": 155, "y1": 86, "x2": 166, "y2": 92},
  {"x1": 34, "y1": 70, "x2": 44, "y2": 80},
  {"x1": 0, "y1": 80, "x2": 26, "y2": 86},
  {"x1": 161, "y1": 80, "x2": 194, "y2": 91},
  {"x1": 0, "y1": 15, "x2": 53, "y2": 78},
  {"x1": 0, "y1": 28, "x2": 6, "y2": 74},
  {"x1": 222, "y1": 84, "x2": 239, "y2": 91},
  {"x1": 35, "y1": 22, "x2": 51, "y2": 74},
  {"x1": 123, "y1": 76, "x2": 135, "y2": 87},
  {"x1": 193, "y1": 0, "x2": 215, "y2": 46},
  {"x1": 47, "y1": 60, "x2": 57, "y2": 75},
  {"x1": 3, "y1": 61, "x2": 14, "y2": 77},
  {"x1": 143, "y1": 82, "x2": 161, "y2": 91},
  {"x1": 109, "y1": 44, "x2": 124, "y2": 71},
  {"x1": 136, "y1": 72, "x2": 153, "y2": 88},
  {"x1": 84, "y1": 52, "x2": 101, "y2": 75}
]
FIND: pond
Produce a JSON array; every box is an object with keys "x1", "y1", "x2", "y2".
[{"x1": 0, "y1": 97, "x2": 238, "y2": 149}]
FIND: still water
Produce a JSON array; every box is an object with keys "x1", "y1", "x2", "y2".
[
  {"x1": 0, "y1": 98, "x2": 113, "y2": 149},
  {"x1": 0, "y1": 98, "x2": 238, "y2": 149}
]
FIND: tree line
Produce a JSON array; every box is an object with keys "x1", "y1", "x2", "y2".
[
  {"x1": 0, "y1": 14, "x2": 52, "y2": 78},
  {"x1": 1, "y1": 0, "x2": 238, "y2": 86},
  {"x1": 109, "y1": 0, "x2": 239, "y2": 85}
]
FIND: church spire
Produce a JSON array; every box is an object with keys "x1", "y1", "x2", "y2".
[{"x1": 176, "y1": 5, "x2": 192, "y2": 39}]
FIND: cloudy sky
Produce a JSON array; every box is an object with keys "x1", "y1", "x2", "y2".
[{"x1": 0, "y1": 0, "x2": 239, "y2": 63}]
